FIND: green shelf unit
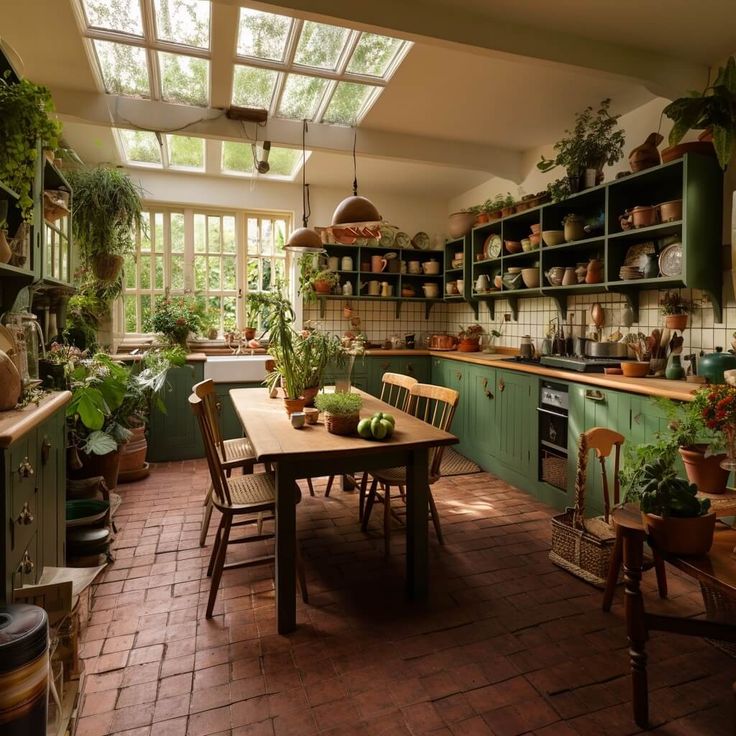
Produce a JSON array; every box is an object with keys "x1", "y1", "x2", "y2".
[{"x1": 461, "y1": 153, "x2": 723, "y2": 322}]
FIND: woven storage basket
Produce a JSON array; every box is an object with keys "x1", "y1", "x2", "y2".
[
  {"x1": 325, "y1": 412, "x2": 358, "y2": 436},
  {"x1": 549, "y1": 431, "x2": 617, "y2": 587}
]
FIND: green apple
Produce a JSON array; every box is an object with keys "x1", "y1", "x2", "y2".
[{"x1": 357, "y1": 418, "x2": 373, "y2": 438}]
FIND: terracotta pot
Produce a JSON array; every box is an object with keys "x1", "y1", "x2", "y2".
[
  {"x1": 68, "y1": 448, "x2": 121, "y2": 491},
  {"x1": 448, "y1": 212, "x2": 476, "y2": 239},
  {"x1": 661, "y1": 141, "x2": 715, "y2": 163},
  {"x1": 92, "y1": 254, "x2": 124, "y2": 282},
  {"x1": 630, "y1": 205, "x2": 658, "y2": 228},
  {"x1": 313, "y1": 279, "x2": 333, "y2": 295},
  {"x1": 325, "y1": 412, "x2": 359, "y2": 436},
  {"x1": 665, "y1": 313, "x2": 688, "y2": 331},
  {"x1": 284, "y1": 397, "x2": 306, "y2": 416},
  {"x1": 457, "y1": 338, "x2": 480, "y2": 353},
  {"x1": 585, "y1": 259, "x2": 603, "y2": 284},
  {"x1": 119, "y1": 425, "x2": 148, "y2": 479},
  {"x1": 501, "y1": 206, "x2": 516, "y2": 218},
  {"x1": 643, "y1": 511, "x2": 716, "y2": 556},
  {"x1": 475, "y1": 213, "x2": 490, "y2": 225},
  {"x1": 302, "y1": 386, "x2": 319, "y2": 407},
  {"x1": 679, "y1": 445, "x2": 729, "y2": 494},
  {"x1": 657, "y1": 199, "x2": 683, "y2": 223},
  {"x1": 244, "y1": 327, "x2": 256, "y2": 340}
]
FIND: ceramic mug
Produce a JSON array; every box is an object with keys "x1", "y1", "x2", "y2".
[
  {"x1": 371, "y1": 255, "x2": 388, "y2": 273},
  {"x1": 341, "y1": 256, "x2": 353, "y2": 271},
  {"x1": 446, "y1": 282, "x2": 457, "y2": 295},
  {"x1": 368, "y1": 280, "x2": 380, "y2": 296},
  {"x1": 408, "y1": 260, "x2": 421, "y2": 274},
  {"x1": 327, "y1": 256, "x2": 339, "y2": 271},
  {"x1": 304, "y1": 408, "x2": 319, "y2": 425},
  {"x1": 290, "y1": 412, "x2": 306, "y2": 429}
]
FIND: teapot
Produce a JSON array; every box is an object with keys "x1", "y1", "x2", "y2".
[{"x1": 519, "y1": 335, "x2": 536, "y2": 360}]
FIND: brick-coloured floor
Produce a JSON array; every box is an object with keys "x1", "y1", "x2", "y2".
[{"x1": 76, "y1": 461, "x2": 736, "y2": 736}]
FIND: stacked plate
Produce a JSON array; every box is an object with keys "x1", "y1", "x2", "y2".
[{"x1": 619, "y1": 265, "x2": 644, "y2": 280}]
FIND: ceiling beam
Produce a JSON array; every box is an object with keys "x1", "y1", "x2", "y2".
[
  {"x1": 228, "y1": 0, "x2": 706, "y2": 99},
  {"x1": 52, "y1": 88, "x2": 524, "y2": 180}
]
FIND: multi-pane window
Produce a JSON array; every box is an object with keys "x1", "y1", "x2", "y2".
[{"x1": 120, "y1": 207, "x2": 290, "y2": 336}]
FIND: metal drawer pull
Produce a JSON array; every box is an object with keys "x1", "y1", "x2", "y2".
[
  {"x1": 498, "y1": 378, "x2": 505, "y2": 392},
  {"x1": 17, "y1": 552, "x2": 34, "y2": 575},
  {"x1": 18, "y1": 458, "x2": 34, "y2": 479},
  {"x1": 455, "y1": 370, "x2": 462, "y2": 381},
  {"x1": 481, "y1": 377, "x2": 493, "y2": 399},
  {"x1": 585, "y1": 390, "x2": 605, "y2": 402},
  {"x1": 17, "y1": 503, "x2": 34, "y2": 526},
  {"x1": 41, "y1": 437, "x2": 52, "y2": 464}
]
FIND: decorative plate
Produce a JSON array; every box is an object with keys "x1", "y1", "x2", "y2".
[
  {"x1": 483, "y1": 233, "x2": 502, "y2": 260},
  {"x1": 394, "y1": 231, "x2": 411, "y2": 249},
  {"x1": 412, "y1": 231, "x2": 430, "y2": 250},
  {"x1": 379, "y1": 225, "x2": 397, "y2": 247},
  {"x1": 623, "y1": 241, "x2": 655, "y2": 268},
  {"x1": 659, "y1": 241, "x2": 683, "y2": 277}
]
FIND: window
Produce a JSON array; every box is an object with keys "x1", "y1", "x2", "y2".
[{"x1": 120, "y1": 206, "x2": 291, "y2": 337}]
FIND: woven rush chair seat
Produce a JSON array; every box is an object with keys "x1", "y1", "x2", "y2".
[
  {"x1": 220, "y1": 436, "x2": 255, "y2": 465},
  {"x1": 226, "y1": 472, "x2": 276, "y2": 507}
]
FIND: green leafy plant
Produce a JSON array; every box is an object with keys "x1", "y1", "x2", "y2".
[
  {"x1": 659, "y1": 291, "x2": 695, "y2": 315},
  {"x1": 300, "y1": 326, "x2": 347, "y2": 389},
  {"x1": 298, "y1": 253, "x2": 320, "y2": 303},
  {"x1": 538, "y1": 99, "x2": 625, "y2": 180},
  {"x1": 545, "y1": 177, "x2": 574, "y2": 203},
  {"x1": 314, "y1": 391, "x2": 363, "y2": 417},
  {"x1": 245, "y1": 291, "x2": 276, "y2": 329},
  {"x1": 145, "y1": 295, "x2": 203, "y2": 347},
  {"x1": 663, "y1": 55, "x2": 736, "y2": 170},
  {"x1": 311, "y1": 270, "x2": 340, "y2": 288},
  {"x1": 638, "y1": 457, "x2": 710, "y2": 518},
  {"x1": 66, "y1": 166, "x2": 144, "y2": 264},
  {"x1": 620, "y1": 435, "x2": 680, "y2": 504},
  {"x1": 0, "y1": 72, "x2": 61, "y2": 221}
]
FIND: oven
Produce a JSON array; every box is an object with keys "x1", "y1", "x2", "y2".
[{"x1": 537, "y1": 381, "x2": 569, "y2": 491}]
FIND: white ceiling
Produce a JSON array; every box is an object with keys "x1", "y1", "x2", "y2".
[{"x1": 2, "y1": 0, "x2": 732, "y2": 200}]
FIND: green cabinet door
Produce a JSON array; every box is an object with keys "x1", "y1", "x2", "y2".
[
  {"x1": 402, "y1": 356, "x2": 430, "y2": 384},
  {"x1": 366, "y1": 356, "x2": 405, "y2": 397},
  {"x1": 148, "y1": 362, "x2": 205, "y2": 461},
  {"x1": 567, "y1": 384, "x2": 632, "y2": 517},
  {"x1": 463, "y1": 364, "x2": 497, "y2": 467},
  {"x1": 38, "y1": 408, "x2": 65, "y2": 566},
  {"x1": 492, "y1": 369, "x2": 537, "y2": 475},
  {"x1": 213, "y1": 383, "x2": 260, "y2": 441},
  {"x1": 443, "y1": 361, "x2": 469, "y2": 454}
]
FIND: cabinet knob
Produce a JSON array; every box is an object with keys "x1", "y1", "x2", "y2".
[
  {"x1": 18, "y1": 457, "x2": 34, "y2": 479},
  {"x1": 16, "y1": 502, "x2": 34, "y2": 526},
  {"x1": 407, "y1": 363, "x2": 414, "y2": 374},
  {"x1": 41, "y1": 437, "x2": 51, "y2": 465},
  {"x1": 455, "y1": 370, "x2": 462, "y2": 381},
  {"x1": 498, "y1": 378, "x2": 505, "y2": 392},
  {"x1": 215, "y1": 399, "x2": 223, "y2": 414},
  {"x1": 17, "y1": 551, "x2": 34, "y2": 576},
  {"x1": 382, "y1": 362, "x2": 390, "y2": 371}
]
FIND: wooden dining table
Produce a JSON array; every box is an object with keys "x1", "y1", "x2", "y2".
[{"x1": 229, "y1": 387, "x2": 458, "y2": 633}]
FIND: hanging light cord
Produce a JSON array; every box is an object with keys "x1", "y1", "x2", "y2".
[
  {"x1": 302, "y1": 119, "x2": 310, "y2": 228},
  {"x1": 352, "y1": 127, "x2": 358, "y2": 196}
]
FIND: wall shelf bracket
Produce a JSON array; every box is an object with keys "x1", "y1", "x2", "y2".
[
  {"x1": 484, "y1": 300, "x2": 495, "y2": 320},
  {"x1": 705, "y1": 288, "x2": 723, "y2": 324},
  {"x1": 549, "y1": 295, "x2": 567, "y2": 321}
]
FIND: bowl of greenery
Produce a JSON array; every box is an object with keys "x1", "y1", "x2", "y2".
[{"x1": 314, "y1": 392, "x2": 363, "y2": 435}]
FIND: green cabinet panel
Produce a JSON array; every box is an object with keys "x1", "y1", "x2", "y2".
[
  {"x1": 148, "y1": 362, "x2": 205, "y2": 461},
  {"x1": 214, "y1": 382, "x2": 262, "y2": 440},
  {"x1": 493, "y1": 369, "x2": 536, "y2": 475},
  {"x1": 462, "y1": 363, "x2": 497, "y2": 467},
  {"x1": 38, "y1": 409, "x2": 65, "y2": 566},
  {"x1": 365, "y1": 356, "x2": 430, "y2": 397}
]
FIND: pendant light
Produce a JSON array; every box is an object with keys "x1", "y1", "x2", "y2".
[
  {"x1": 285, "y1": 120, "x2": 323, "y2": 253},
  {"x1": 331, "y1": 128, "x2": 380, "y2": 225}
]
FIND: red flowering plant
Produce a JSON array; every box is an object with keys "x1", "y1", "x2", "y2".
[{"x1": 695, "y1": 384, "x2": 736, "y2": 470}]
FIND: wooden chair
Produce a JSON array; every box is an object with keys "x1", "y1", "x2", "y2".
[
  {"x1": 189, "y1": 392, "x2": 307, "y2": 618},
  {"x1": 361, "y1": 383, "x2": 458, "y2": 555},
  {"x1": 193, "y1": 379, "x2": 257, "y2": 546},
  {"x1": 577, "y1": 427, "x2": 668, "y2": 610}
]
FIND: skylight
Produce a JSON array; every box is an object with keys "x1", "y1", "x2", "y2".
[
  {"x1": 79, "y1": 1, "x2": 411, "y2": 126},
  {"x1": 221, "y1": 142, "x2": 304, "y2": 180}
]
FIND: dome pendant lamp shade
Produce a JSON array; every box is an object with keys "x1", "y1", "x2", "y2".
[
  {"x1": 285, "y1": 120, "x2": 323, "y2": 254},
  {"x1": 331, "y1": 128, "x2": 380, "y2": 225}
]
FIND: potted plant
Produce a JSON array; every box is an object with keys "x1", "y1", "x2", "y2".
[
  {"x1": 538, "y1": 99, "x2": 625, "y2": 191},
  {"x1": 145, "y1": 295, "x2": 202, "y2": 349},
  {"x1": 314, "y1": 392, "x2": 363, "y2": 436},
  {"x1": 67, "y1": 167, "x2": 143, "y2": 282},
  {"x1": 662, "y1": 55, "x2": 736, "y2": 169},
  {"x1": 199, "y1": 304, "x2": 220, "y2": 340},
  {"x1": 500, "y1": 194, "x2": 516, "y2": 218},
  {"x1": 457, "y1": 324, "x2": 483, "y2": 352},
  {"x1": 311, "y1": 269, "x2": 340, "y2": 295},
  {"x1": 66, "y1": 353, "x2": 133, "y2": 490},
  {"x1": 659, "y1": 291, "x2": 695, "y2": 331},
  {"x1": 245, "y1": 291, "x2": 274, "y2": 340},
  {"x1": 699, "y1": 383, "x2": 736, "y2": 473},
  {"x1": 638, "y1": 457, "x2": 715, "y2": 556},
  {"x1": 0, "y1": 73, "x2": 61, "y2": 222},
  {"x1": 299, "y1": 326, "x2": 348, "y2": 405},
  {"x1": 40, "y1": 342, "x2": 86, "y2": 389}
]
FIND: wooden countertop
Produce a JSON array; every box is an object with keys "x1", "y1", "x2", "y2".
[
  {"x1": 427, "y1": 351, "x2": 698, "y2": 401},
  {"x1": 363, "y1": 349, "x2": 431, "y2": 356},
  {"x1": 0, "y1": 391, "x2": 72, "y2": 448},
  {"x1": 110, "y1": 352, "x2": 207, "y2": 363}
]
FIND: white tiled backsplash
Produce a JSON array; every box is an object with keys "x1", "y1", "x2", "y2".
[{"x1": 304, "y1": 273, "x2": 736, "y2": 356}]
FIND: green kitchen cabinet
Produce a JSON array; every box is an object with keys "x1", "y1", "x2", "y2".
[
  {"x1": 148, "y1": 361, "x2": 205, "y2": 461},
  {"x1": 366, "y1": 355, "x2": 429, "y2": 397},
  {"x1": 462, "y1": 363, "x2": 497, "y2": 467},
  {"x1": 214, "y1": 383, "x2": 262, "y2": 440},
  {"x1": 492, "y1": 369, "x2": 537, "y2": 475}
]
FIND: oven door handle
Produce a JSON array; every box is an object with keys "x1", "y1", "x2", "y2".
[{"x1": 536, "y1": 407, "x2": 568, "y2": 420}]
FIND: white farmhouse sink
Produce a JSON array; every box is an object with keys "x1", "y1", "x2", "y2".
[{"x1": 203, "y1": 355, "x2": 270, "y2": 383}]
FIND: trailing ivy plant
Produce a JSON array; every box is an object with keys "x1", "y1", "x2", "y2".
[{"x1": 0, "y1": 72, "x2": 61, "y2": 221}]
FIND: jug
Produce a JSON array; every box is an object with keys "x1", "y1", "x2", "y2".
[
  {"x1": 327, "y1": 256, "x2": 339, "y2": 271},
  {"x1": 2, "y1": 312, "x2": 46, "y2": 381},
  {"x1": 519, "y1": 335, "x2": 536, "y2": 360},
  {"x1": 371, "y1": 255, "x2": 387, "y2": 273}
]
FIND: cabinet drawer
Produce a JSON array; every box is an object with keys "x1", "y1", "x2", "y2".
[{"x1": 11, "y1": 529, "x2": 40, "y2": 591}]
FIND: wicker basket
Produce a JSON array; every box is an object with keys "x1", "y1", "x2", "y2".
[
  {"x1": 325, "y1": 412, "x2": 358, "y2": 436},
  {"x1": 549, "y1": 431, "x2": 617, "y2": 586}
]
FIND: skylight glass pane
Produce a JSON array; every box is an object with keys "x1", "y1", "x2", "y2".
[
  {"x1": 347, "y1": 34, "x2": 404, "y2": 78},
  {"x1": 154, "y1": 0, "x2": 210, "y2": 49},
  {"x1": 94, "y1": 40, "x2": 149, "y2": 97},
  {"x1": 322, "y1": 82, "x2": 377, "y2": 126},
  {"x1": 268, "y1": 148, "x2": 301, "y2": 177},
  {"x1": 277, "y1": 74, "x2": 327, "y2": 120},
  {"x1": 83, "y1": 0, "x2": 143, "y2": 35},
  {"x1": 231, "y1": 65, "x2": 278, "y2": 108},
  {"x1": 222, "y1": 141, "x2": 254, "y2": 174},
  {"x1": 120, "y1": 130, "x2": 161, "y2": 165},
  {"x1": 294, "y1": 21, "x2": 349, "y2": 70},
  {"x1": 158, "y1": 52, "x2": 208, "y2": 105},
  {"x1": 167, "y1": 135, "x2": 204, "y2": 169},
  {"x1": 237, "y1": 9, "x2": 292, "y2": 61}
]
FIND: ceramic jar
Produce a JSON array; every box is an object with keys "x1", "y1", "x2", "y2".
[
  {"x1": 562, "y1": 266, "x2": 577, "y2": 286},
  {"x1": 585, "y1": 258, "x2": 603, "y2": 284},
  {"x1": 475, "y1": 274, "x2": 489, "y2": 292},
  {"x1": 341, "y1": 256, "x2": 353, "y2": 271},
  {"x1": 422, "y1": 259, "x2": 440, "y2": 275},
  {"x1": 327, "y1": 256, "x2": 339, "y2": 271},
  {"x1": 563, "y1": 215, "x2": 586, "y2": 242}
]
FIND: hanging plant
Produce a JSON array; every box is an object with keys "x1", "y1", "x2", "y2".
[{"x1": 0, "y1": 72, "x2": 61, "y2": 221}]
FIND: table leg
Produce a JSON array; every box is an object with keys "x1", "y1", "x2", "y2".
[
  {"x1": 623, "y1": 527, "x2": 648, "y2": 729},
  {"x1": 405, "y1": 447, "x2": 429, "y2": 598},
  {"x1": 275, "y1": 462, "x2": 296, "y2": 634}
]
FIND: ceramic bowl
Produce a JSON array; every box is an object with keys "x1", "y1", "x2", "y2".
[
  {"x1": 529, "y1": 233, "x2": 541, "y2": 247},
  {"x1": 520, "y1": 238, "x2": 532, "y2": 251},
  {"x1": 504, "y1": 240, "x2": 523, "y2": 254},
  {"x1": 621, "y1": 361, "x2": 650, "y2": 378},
  {"x1": 521, "y1": 268, "x2": 540, "y2": 288},
  {"x1": 507, "y1": 266, "x2": 522, "y2": 274},
  {"x1": 422, "y1": 283, "x2": 440, "y2": 298},
  {"x1": 530, "y1": 223, "x2": 541, "y2": 234},
  {"x1": 501, "y1": 272, "x2": 523, "y2": 290},
  {"x1": 401, "y1": 287, "x2": 416, "y2": 297},
  {"x1": 542, "y1": 230, "x2": 565, "y2": 247}
]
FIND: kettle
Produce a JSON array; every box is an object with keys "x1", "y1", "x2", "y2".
[
  {"x1": 519, "y1": 335, "x2": 536, "y2": 360},
  {"x1": 698, "y1": 347, "x2": 736, "y2": 384}
]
